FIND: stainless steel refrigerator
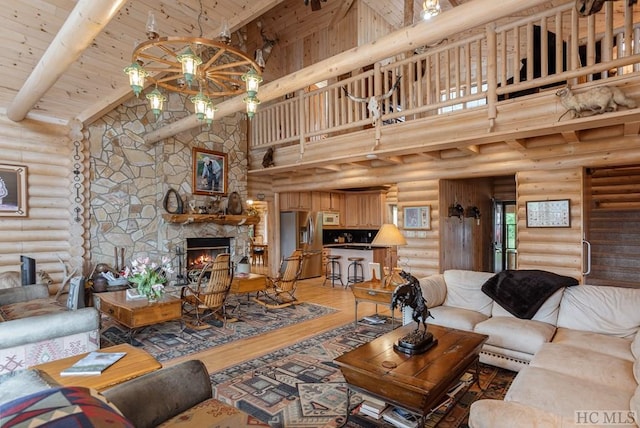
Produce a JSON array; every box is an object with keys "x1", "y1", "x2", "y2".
[{"x1": 280, "y1": 211, "x2": 323, "y2": 279}]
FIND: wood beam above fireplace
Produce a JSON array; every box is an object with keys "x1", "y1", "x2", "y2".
[{"x1": 162, "y1": 214, "x2": 260, "y2": 226}]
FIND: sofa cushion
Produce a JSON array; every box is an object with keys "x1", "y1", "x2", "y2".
[
  {"x1": 429, "y1": 306, "x2": 489, "y2": 331},
  {"x1": 634, "y1": 359, "x2": 640, "y2": 385},
  {"x1": 0, "y1": 386, "x2": 133, "y2": 428},
  {"x1": 0, "y1": 297, "x2": 66, "y2": 321},
  {"x1": 556, "y1": 285, "x2": 640, "y2": 339},
  {"x1": 492, "y1": 288, "x2": 564, "y2": 325},
  {"x1": 474, "y1": 317, "x2": 556, "y2": 355},
  {"x1": 506, "y1": 366, "x2": 632, "y2": 419},
  {"x1": 443, "y1": 270, "x2": 495, "y2": 316},
  {"x1": 552, "y1": 327, "x2": 634, "y2": 361},
  {"x1": 530, "y1": 343, "x2": 636, "y2": 393},
  {"x1": 632, "y1": 329, "x2": 640, "y2": 360},
  {"x1": 419, "y1": 274, "x2": 447, "y2": 308}
]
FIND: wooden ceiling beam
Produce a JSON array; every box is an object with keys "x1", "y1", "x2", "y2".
[
  {"x1": 561, "y1": 130, "x2": 580, "y2": 143},
  {"x1": 457, "y1": 144, "x2": 480, "y2": 156},
  {"x1": 144, "y1": 0, "x2": 552, "y2": 144},
  {"x1": 6, "y1": 0, "x2": 128, "y2": 122},
  {"x1": 505, "y1": 138, "x2": 528, "y2": 151},
  {"x1": 417, "y1": 151, "x2": 442, "y2": 160},
  {"x1": 624, "y1": 121, "x2": 640, "y2": 136}
]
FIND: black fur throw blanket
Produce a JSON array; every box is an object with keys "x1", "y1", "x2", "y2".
[{"x1": 481, "y1": 270, "x2": 578, "y2": 319}]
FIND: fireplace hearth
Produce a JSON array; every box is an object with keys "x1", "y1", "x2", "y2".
[{"x1": 186, "y1": 237, "x2": 232, "y2": 271}]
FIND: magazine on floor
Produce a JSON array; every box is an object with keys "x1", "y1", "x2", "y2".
[{"x1": 60, "y1": 351, "x2": 127, "y2": 376}]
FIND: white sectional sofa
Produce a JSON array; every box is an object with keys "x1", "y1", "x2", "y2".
[{"x1": 416, "y1": 270, "x2": 640, "y2": 428}]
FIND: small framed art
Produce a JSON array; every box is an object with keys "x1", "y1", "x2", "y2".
[
  {"x1": 403, "y1": 206, "x2": 431, "y2": 230},
  {"x1": 192, "y1": 148, "x2": 228, "y2": 196},
  {"x1": 0, "y1": 164, "x2": 27, "y2": 217},
  {"x1": 526, "y1": 199, "x2": 570, "y2": 228}
]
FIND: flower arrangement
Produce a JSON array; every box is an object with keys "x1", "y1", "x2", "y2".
[{"x1": 123, "y1": 256, "x2": 174, "y2": 301}]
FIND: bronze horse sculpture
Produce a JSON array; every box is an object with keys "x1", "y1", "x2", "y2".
[
  {"x1": 392, "y1": 270, "x2": 433, "y2": 335},
  {"x1": 576, "y1": 0, "x2": 637, "y2": 17}
]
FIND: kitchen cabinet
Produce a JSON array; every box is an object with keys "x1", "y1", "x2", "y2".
[
  {"x1": 344, "y1": 192, "x2": 385, "y2": 228},
  {"x1": 280, "y1": 191, "x2": 311, "y2": 211},
  {"x1": 312, "y1": 191, "x2": 344, "y2": 213}
]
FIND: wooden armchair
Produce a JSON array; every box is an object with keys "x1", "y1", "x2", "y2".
[
  {"x1": 181, "y1": 253, "x2": 234, "y2": 327},
  {"x1": 253, "y1": 250, "x2": 303, "y2": 309}
]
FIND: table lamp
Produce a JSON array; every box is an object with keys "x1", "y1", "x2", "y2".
[{"x1": 371, "y1": 223, "x2": 407, "y2": 287}]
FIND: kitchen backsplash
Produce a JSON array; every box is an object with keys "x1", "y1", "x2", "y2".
[{"x1": 323, "y1": 229, "x2": 379, "y2": 245}]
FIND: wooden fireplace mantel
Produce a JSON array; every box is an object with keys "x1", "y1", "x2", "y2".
[{"x1": 162, "y1": 214, "x2": 259, "y2": 226}]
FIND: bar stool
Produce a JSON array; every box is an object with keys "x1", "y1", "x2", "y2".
[
  {"x1": 346, "y1": 257, "x2": 365, "y2": 288},
  {"x1": 323, "y1": 255, "x2": 343, "y2": 287}
]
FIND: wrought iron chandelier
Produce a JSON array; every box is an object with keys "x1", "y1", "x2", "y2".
[{"x1": 124, "y1": 9, "x2": 263, "y2": 122}]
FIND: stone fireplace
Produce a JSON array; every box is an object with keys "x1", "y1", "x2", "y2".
[{"x1": 186, "y1": 237, "x2": 232, "y2": 270}]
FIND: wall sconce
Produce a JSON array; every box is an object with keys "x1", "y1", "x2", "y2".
[
  {"x1": 465, "y1": 206, "x2": 481, "y2": 225},
  {"x1": 448, "y1": 204, "x2": 464, "y2": 219}
]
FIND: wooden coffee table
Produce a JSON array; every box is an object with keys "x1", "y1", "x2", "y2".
[
  {"x1": 334, "y1": 323, "x2": 488, "y2": 426},
  {"x1": 31, "y1": 344, "x2": 161, "y2": 391},
  {"x1": 97, "y1": 290, "x2": 182, "y2": 339}
]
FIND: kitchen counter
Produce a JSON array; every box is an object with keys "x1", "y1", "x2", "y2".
[
  {"x1": 324, "y1": 244, "x2": 386, "y2": 250},
  {"x1": 323, "y1": 245, "x2": 387, "y2": 284}
]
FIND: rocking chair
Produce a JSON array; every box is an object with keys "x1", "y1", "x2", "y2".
[
  {"x1": 181, "y1": 253, "x2": 234, "y2": 327},
  {"x1": 253, "y1": 249, "x2": 303, "y2": 309}
]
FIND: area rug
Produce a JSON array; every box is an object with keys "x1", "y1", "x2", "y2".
[
  {"x1": 100, "y1": 302, "x2": 336, "y2": 362},
  {"x1": 210, "y1": 323, "x2": 516, "y2": 428}
]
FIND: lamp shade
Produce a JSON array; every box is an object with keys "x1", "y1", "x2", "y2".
[{"x1": 372, "y1": 223, "x2": 407, "y2": 247}]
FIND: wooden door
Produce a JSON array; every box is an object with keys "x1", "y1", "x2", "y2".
[{"x1": 583, "y1": 165, "x2": 640, "y2": 288}]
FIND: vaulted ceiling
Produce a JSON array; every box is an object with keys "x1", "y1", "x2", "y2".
[{"x1": 0, "y1": 0, "x2": 568, "y2": 127}]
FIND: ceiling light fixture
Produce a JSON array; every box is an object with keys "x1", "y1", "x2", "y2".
[
  {"x1": 421, "y1": 0, "x2": 441, "y2": 20},
  {"x1": 124, "y1": 7, "x2": 263, "y2": 121}
]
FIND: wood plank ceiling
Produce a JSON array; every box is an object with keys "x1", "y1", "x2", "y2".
[{"x1": 0, "y1": 0, "x2": 470, "y2": 127}]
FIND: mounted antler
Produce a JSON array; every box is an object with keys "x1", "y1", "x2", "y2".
[
  {"x1": 342, "y1": 76, "x2": 402, "y2": 124},
  {"x1": 54, "y1": 255, "x2": 79, "y2": 299}
]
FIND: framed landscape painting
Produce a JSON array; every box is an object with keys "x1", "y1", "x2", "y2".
[
  {"x1": 0, "y1": 164, "x2": 27, "y2": 217},
  {"x1": 192, "y1": 148, "x2": 228, "y2": 196}
]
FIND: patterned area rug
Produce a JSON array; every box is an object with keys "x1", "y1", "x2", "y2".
[
  {"x1": 100, "y1": 301, "x2": 336, "y2": 362},
  {"x1": 210, "y1": 323, "x2": 516, "y2": 428}
]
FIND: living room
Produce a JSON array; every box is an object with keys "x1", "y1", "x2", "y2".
[{"x1": 1, "y1": 0, "x2": 640, "y2": 426}]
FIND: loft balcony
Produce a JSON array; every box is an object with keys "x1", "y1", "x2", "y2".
[{"x1": 248, "y1": 2, "x2": 640, "y2": 180}]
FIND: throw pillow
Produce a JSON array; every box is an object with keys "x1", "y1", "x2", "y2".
[{"x1": 0, "y1": 386, "x2": 134, "y2": 428}]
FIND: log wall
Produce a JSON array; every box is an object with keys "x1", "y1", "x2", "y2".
[
  {"x1": 515, "y1": 168, "x2": 584, "y2": 279},
  {"x1": 0, "y1": 113, "x2": 85, "y2": 293}
]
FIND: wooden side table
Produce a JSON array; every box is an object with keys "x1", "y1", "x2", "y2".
[
  {"x1": 351, "y1": 279, "x2": 395, "y2": 328},
  {"x1": 31, "y1": 344, "x2": 161, "y2": 391}
]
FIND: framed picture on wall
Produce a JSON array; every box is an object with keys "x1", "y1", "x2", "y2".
[
  {"x1": 0, "y1": 164, "x2": 27, "y2": 217},
  {"x1": 403, "y1": 206, "x2": 431, "y2": 230},
  {"x1": 526, "y1": 199, "x2": 571, "y2": 228},
  {"x1": 192, "y1": 148, "x2": 228, "y2": 196}
]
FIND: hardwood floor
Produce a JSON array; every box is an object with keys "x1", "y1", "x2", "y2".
[{"x1": 164, "y1": 272, "x2": 394, "y2": 373}]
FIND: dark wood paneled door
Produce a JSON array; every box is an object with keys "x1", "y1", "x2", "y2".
[{"x1": 583, "y1": 165, "x2": 640, "y2": 288}]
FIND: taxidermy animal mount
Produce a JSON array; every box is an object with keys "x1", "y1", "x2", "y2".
[
  {"x1": 262, "y1": 147, "x2": 275, "y2": 168},
  {"x1": 342, "y1": 76, "x2": 402, "y2": 124},
  {"x1": 556, "y1": 85, "x2": 636, "y2": 120},
  {"x1": 576, "y1": 0, "x2": 637, "y2": 17}
]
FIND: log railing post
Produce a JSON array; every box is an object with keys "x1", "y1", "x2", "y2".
[{"x1": 486, "y1": 23, "x2": 497, "y2": 132}]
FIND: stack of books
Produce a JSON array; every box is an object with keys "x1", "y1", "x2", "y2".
[
  {"x1": 381, "y1": 406, "x2": 419, "y2": 428},
  {"x1": 358, "y1": 396, "x2": 388, "y2": 420}
]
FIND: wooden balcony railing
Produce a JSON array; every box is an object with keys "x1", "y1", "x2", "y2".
[{"x1": 250, "y1": 2, "x2": 640, "y2": 153}]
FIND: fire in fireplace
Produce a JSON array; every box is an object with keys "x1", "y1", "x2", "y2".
[{"x1": 186, "y1": 237, "x2": 232, "y2": 270}]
